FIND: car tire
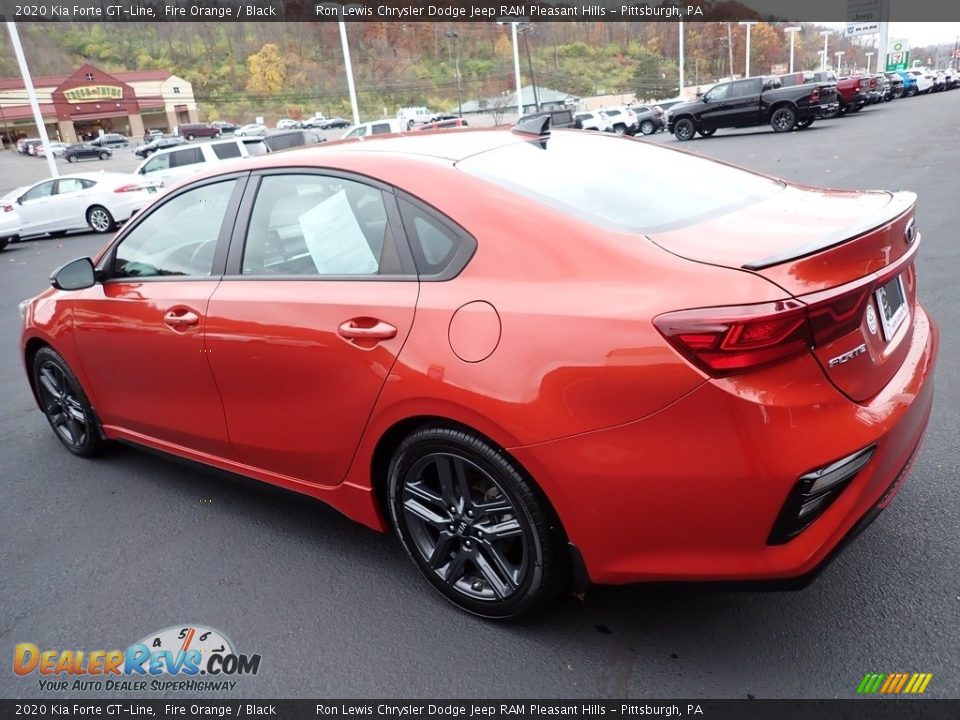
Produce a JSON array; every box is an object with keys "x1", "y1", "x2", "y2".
[
  {"x1": 849, "y1": 104, "x2": 863, "y2": 113},
  {"x1": 387, "y1": 426, "x2": 568, "y2": 619},
  {"x1": 86, "y1": 205, "x2": 116, "y2": 234},
  {"x1": 32, "y1": 346, "x2": 106, "y2": 458},
  {"x1": 187, "y1": 134, "x2": 195, "y2": 141},
  {"x1": 0, "y1": 237, "x2": 8, "y2": 252},
  {"x1": 821, "y1": 105, "x2": 840, "y2": 119},
  {"x1": 639, "y1": 120, "x2": 655, "y2": 135},
  {"x1": 99, "y1": 152, "x2": 109, "y2": 160},
  {"x1": 698, "y1": 128, "x2": 716, "y2": 137},
  {"x1": 215, "y1": 132, "x2": 221, "y2": 138},
  {"x1": 673, "y1": 118, "x2": 695, "y2": 141},
  {"x1": 613, "y1": 123, "x2": 627, "y2": 135},
  {"x1": 770, "y1": 107, "x2": 796, "y2": 132},
  {"x1": 66, "y1": 155, "x2": 78, "y2": 163},
  {"x1": 797, "y1": 117, "x2": 814, "y2": 129}
]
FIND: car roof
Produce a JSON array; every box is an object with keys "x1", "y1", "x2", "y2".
[{"x1": 247, "y1": 128, "x2": 539, "y2": 167}]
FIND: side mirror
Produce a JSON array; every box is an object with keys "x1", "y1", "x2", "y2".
[
  {"x1": 51, "y1": 257, "x2": 96, "y2": 291},
  {"x1": 17, "y1": 196, "x2": 24, "y2": 205},
  {"x1": 138, "y1": 167, "x2": 146, "y2": 175}
]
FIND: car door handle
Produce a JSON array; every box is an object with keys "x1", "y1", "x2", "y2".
[
  {"x1": 164, "y1": 310, "x2": 200, "y2": 328},
  {"x1": 338, "y1": 319, "x2": 397, "y2": 340}
]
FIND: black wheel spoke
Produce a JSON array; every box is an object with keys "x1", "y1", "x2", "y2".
[
  {"x1": 402, "y1": 496, "x2": 449, "y2": 530},
  {"x1": 403, "y1": 480, "x2": 446, "y2": 512},
  {"x1": 473, "y1": 547, "x2": 517, "y2": 599},
  {"x1": 473, "y1": 495, "x2": 512, "y2": 518},
  {"x1": 63, "y1": 398, "x2": 85, "y2": 423},
  {"x1": 439, "y1": 548, "x2": 470, "y2": 585},
  {"x1": 481, "y1": 516, "x2": 523, "y2": 541},
  {"x1": 38, "y1": 367, "x2": 60, "y2": 398},
  {"x1": 433, "y1": 455, "x2": 459, "y2": 508},
  {"x1": 427, "y1": 531, "x2": 457, "y2": 570}
]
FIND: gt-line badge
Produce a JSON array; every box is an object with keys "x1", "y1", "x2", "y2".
[{"x1": 828, "y1": 343, "x2": 868, "y2": 367}]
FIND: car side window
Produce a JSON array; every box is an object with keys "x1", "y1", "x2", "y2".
[
  {"x1": 23, "y1": 181, "x2": 55, "y2": 201},
  {"x1": 56, "y1": 179, "x2": 86, "y2": 194},
  {"x1": 371, "y1": 123, "x2": 392, "y2": 135},
  {"x1": 242, "y1": 174, "x2": 399, "y2": 277},
  {"x1": 398, "y1": 198, "x2": 473, "y2": 279},
  {"x1": 170, "y1": 147, "x2": 203, "y2": 168},
  {"x1": 143, "y1": 154, "x2": 170, "y2": 173},
  {"x1": 705, "y1": 84, "x2": 730, "y2": 101},
  {"x1": 111, "y1": 180, "x2": 237, "y2": 279}
]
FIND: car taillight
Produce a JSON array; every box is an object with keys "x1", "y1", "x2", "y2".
[
  {"x1": 810, "y1": 87, "x2": 821, "y2": 103},
  {"x1": 654, "y1": 280, "x2": 886, "y2": 377},
  {"x1": 113, "y1": 184, "x2": 145, "y2": 193},
  {"x1": 653, "y1": 300, "x2": 811, "y2": 375},
  {"x1": 2, "y1": 204, "x2": 13, "y2": 213}
]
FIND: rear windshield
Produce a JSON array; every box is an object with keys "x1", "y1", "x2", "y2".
[{"x1": 457, "y1": 133, "x2": 783, "y2": 233}]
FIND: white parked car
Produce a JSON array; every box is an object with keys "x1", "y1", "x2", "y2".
[
  {"x1": 235, "y1": 123, "x2": 267, "y2": 137},
  {"x1": 600, "y1": 106, "x2": 640, "y2": 135},
  {"x1": 34, "y1": 142, "x2": 71, "y2": 159},
  {"x1": 134, "y1": 138, "x2": 263, "y2": 190},
  {"x1": 341, "y1": 118, "x2": 408, "y2": 139},
  {"x1": 276, "y1": 119, "x2": 300, "y2": 129},
  {"x1": 9, "y1": 172, "x2": 159, "y2": 237},
  {"x1": 907, "y1": 69, "x2": 934, "y2": 94},
  {"x1": 574, "y1": 111, "x2": 612, "y2": 132},
  {"x1": 0, "y1": 186, "x2": 27, "y2": 250}
]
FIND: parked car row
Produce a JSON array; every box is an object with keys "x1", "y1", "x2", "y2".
[
  {"x1": 574, "y1": 104, "x2": 666, "y2": 136},
  {"x1": 665, "y1": 66, "x2": 958, "y2": 141},
  {"x1": 0, "y1": 128, "x2": 334, "y2": 251}
]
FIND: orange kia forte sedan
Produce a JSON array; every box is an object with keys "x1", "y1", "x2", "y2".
[{"x1": 20, "y1": 128, "x2": 938, "y2": 618}]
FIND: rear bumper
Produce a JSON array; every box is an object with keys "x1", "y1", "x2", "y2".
[{"x1": 510, "y1": 305, "x2": 938, "y2": 586}]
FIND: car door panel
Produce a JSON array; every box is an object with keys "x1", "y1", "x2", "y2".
[
  {"x1": 17, "y1": 181, "x2": 57, "y2": 234},
  {"x1": 204, "y1": 281, "x2": 417, "y2": 484},
  {"x1": 71, "y1": 176, "x2": 246, "y2": 457},
  {"x1": 203, "y1": 171, "x2": 418, "y2": 486}
]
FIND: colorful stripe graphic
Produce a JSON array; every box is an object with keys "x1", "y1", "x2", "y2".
[{"x1": 857, "y1": 673, "x2": 933, "y2": 694}]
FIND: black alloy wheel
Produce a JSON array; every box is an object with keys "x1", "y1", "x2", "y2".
[
  {"x1": 388, "y1": 427, "x2": 567, "y2": 619},
  {"x1": 33, "y1": 347, "x2": 105, "y2": 457},
  {"x1": 673, "y1": 118, "x2": 695, "y2": 141},
  {"x1": 771, "y1": 107, "x2": 796, "y2": 132}
]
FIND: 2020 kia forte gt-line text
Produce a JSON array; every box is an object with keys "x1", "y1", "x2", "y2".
[{"x1": 20, "y1": 129, "x2": 938, "y2": 618}]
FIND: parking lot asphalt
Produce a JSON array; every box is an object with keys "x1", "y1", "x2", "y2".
[{"x1": 1, "y1": 91, "x2": 958, "y2": 700}]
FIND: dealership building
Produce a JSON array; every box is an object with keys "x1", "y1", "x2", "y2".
[{"x1": 0, "y1": 63, "x2": 199, "y2": 145}]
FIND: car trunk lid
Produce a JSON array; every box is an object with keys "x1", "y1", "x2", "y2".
[{"x1": 647, "y1": 185, "x2": 919, "y2": 403}]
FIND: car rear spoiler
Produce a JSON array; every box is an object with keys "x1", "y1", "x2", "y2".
[{"x1": 742, "y1": 191, "x2": 917, "y2": 270}]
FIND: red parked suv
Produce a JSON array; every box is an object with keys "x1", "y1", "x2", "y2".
[{"x1": 176, "y1": 123, "x2": 221, "y2": 140}]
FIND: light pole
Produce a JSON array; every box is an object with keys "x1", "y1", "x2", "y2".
[
  {"x1": 835, "y1": 51, "x2": 844, "y2": 73},
  {"x1": 784, "y1": 26, "x2": 801, "y2": 73},
  {"x1": 445, "y1": 30, "x2": 463, "y2": 118},
  {"x1": 821, "y1": 30, "x2": 832, "y2": 71},
  {"x1": 739, "y1": 21, "x2": 757, "y2": 78},
  {"x1": 866, "y1": 51, "x2": 874, "y2": 72},
  {"x1": 338, "y1": 21, "x2": 360, "y2": 126},
  {"x1": 6, "y1": 22, "x2": 57, "y2": 178},
  {"x1": 678, "y1": 20, "x2": 684, "y2": 95}
]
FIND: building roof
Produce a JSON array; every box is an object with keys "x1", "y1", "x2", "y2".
[
  {"x1": 460, "y1": 85, "x2": 579, "y2": 114},
  {"x1": 0, "y1": 69, "x2": 172, "y2": 91}
]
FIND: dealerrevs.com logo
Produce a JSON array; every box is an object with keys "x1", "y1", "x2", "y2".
[{"x1": 14, "y1": 625, "x2": 262, "y2": 692}]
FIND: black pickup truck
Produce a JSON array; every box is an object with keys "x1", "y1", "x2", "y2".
[{"x1": 666, "y1": 76, "x2": 839, "y2": 140}]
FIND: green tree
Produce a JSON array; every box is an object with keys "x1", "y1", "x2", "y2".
[{"x1": 246, "y1": 43, "x2": 286, "y2": 95}]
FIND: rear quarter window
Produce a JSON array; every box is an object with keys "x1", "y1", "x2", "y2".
[{"x1": 458, "y1": 133, "x2": 783, "y2": 234}]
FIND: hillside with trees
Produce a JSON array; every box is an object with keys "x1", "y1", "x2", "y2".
[{"x1": 0, "y1": 21, "x2": 951, "y2": 122}]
